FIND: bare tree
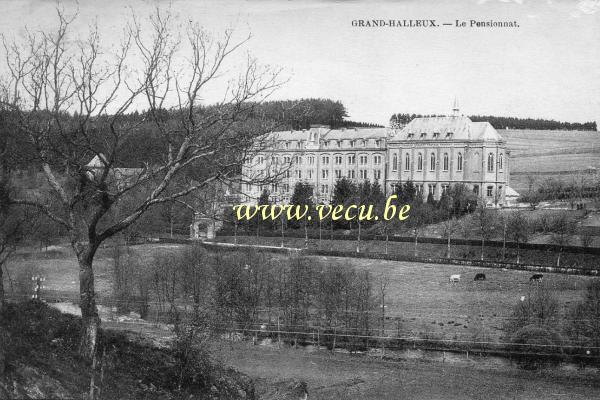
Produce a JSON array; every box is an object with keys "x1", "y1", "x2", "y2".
[
  {"x1": 473, "y1": 203, "x2": 498, "y2": 261},
  {"x1": 549, "y1": 213, "x2": 576, "y2": 267},
  {"x1": 507, "y1": 211, "x2": 530, "y2": 264},
  {"x1": 0, "y1": 8, "x2": 283, "y2": 359}
]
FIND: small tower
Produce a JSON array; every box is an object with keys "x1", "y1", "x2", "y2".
[{"x1": 452, "y1": 97, "x2": 460, "y2": 117}]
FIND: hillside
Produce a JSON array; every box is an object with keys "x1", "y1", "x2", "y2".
[
  {"x1": 0, "y1": 301, "x2": 255, "y2": 399},
  {"x1": 504, "y1": 129, "x2": 600, "y2": 194}
]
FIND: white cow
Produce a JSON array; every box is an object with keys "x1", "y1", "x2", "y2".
[{"x1": 449, "y1": 274, "x2": 461, "y2": 283}]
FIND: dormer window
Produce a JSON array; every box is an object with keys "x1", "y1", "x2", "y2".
[
  {"x1": 407, "y1": 132, "x2": 415, "y2": 138},
  {"x1": 420, "y1": 132, "x2": 427, "y2": 138},
  {"x1": 433, "y1": 132, "x2": 440, "y2": 138},
  {"x1": 446, "y1": 132, "x2": 454, "y2": 138}
]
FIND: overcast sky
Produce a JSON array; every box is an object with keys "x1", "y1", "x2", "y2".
[{"x1": 1, "y1": 0, "x2": 599, "y2": 125}]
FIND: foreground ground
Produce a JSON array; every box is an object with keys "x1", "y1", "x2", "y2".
[{"x1": 215, "y1": 340, "x2": 600, "y2": 400}]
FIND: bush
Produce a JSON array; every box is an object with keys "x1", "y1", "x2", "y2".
[{"x1": 510, "y1": 324, "x2": 564, "y2": 369}]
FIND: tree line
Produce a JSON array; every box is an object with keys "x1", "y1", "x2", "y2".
[{"x1": 390, "y1": 113, "x2": 597, "y2": 131}]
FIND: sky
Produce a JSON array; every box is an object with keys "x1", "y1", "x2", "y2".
[{"x1": 1, "y1": 0, "x2": 599, "y2": 126}]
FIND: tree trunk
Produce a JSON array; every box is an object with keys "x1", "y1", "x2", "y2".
[
  {"x1": 481, "y1": 237, "x2": 485, "y2": 260},
  {"x1": 356, "y1": 222, "x2": 361, "y2": 253},
  {"x1": 414, "y1": 229, "x2": 418, "y2": 257},
  {"x1": 502, "y1": 221, "x2": 507, "y2": 259},
  {"x1": 0, "y1": 266, "x2": 4, "y2": 312},
  {"x1": 77, "y1": 245, "x2": 101, "y2": 361}
]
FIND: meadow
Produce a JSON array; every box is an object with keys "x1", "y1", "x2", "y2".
[
  {"x1": 503, "y1": 129, "x2": 600, "y2": 194},
  {"x1": 5, "y1": 241, "x2": 598, "y2": 346}
]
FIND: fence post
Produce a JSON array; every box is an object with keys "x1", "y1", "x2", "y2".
[{"x1": 277, "y1": 316, "x2": 281, "y2": 349}]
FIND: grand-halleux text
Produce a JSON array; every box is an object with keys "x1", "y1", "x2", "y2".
[
  {"x1": 234, "y1": 195, "x2": 411, "y2": 222},
  {"x1": 351, "y1": 19, "x2": 519, "y2": 28}
]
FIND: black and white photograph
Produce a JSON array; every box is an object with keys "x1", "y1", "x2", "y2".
[{"x1": 0, "y1": 0, "x2": 599, "y2": 399}]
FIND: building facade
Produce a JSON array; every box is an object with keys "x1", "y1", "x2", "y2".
[{"x1": 242, "y1": 111, "x2": 509, "y2": 207}]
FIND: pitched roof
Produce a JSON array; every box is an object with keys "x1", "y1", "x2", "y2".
[
  {"x1": 266, "y1": 127, "x2": 387, "y2": 142},
  {"x1": 390, "y1": 116, "x2": 505, "y2": 142}
]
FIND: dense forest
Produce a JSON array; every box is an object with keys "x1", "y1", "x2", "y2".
[
  {"x1": 390, "y1": 113, "x2": 597, "y2": 131},
  {"x1": 249, "y1": 98, "x2": 383, "y2": 130}
]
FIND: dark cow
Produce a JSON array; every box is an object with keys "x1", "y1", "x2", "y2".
[
  {"x1": 530, "y1": 274, "x2": 543, "y2": 282},
  {"x1": 474, "y1": 273, "x2": 486, "y2": 281}
]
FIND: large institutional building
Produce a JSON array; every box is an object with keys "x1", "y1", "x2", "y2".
[{"x1": 242, "y1": 104, "x2": 509, "y2": 207}]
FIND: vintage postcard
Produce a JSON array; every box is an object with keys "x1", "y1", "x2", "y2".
[{"x1": 0, "y1": 1, "x2": 599, "y2": 399}]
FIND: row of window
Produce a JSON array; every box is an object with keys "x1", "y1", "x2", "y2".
[
  {"x1": 287, "y1": 169, "x2": 383, "y2": 180},
  {"x1": 255, "y1": 152, "x2": 504, "y2": 173},
  {"x1": 391, "y1": 152, "x2": 504, "y2": 173},
  {"x1": 280, "y1": 138, "x2": 384, "y2": 150}
]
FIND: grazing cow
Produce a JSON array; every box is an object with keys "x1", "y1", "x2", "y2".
[
  {"x1": 530, "y1": 274, "x2": 543, "y2": 282},
  {"x1": 449, "y1": 274, "x2": 461, "y2": 283},
  {"x1": 474, "y1": 273, "x2": 486, "y2": 281}
]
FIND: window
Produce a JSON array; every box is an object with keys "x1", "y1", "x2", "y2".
[
  {"x1": 283, "y1": 183, "x2": 289, "y2": 193},
  {"x1": 348, "y1": 155, "x2": 355, "y2": 165},
  {"x1": 321, "y1": 184, "x2": 329, "y2": 194},
  {"x1": 361, "y1": 140, "x2": 366, "y2": 147},
  {"x1": 457, "y1": 152, "x2": 463, "y2": 171},
  {"x1": 258, "y1": 156, "x2": 265, "y2": 165},
  {"x1": 374, "y1": 170, "x2": 381, "y2": 180},
  {"x1": 428, "y1": 184, "x2": 435, "y2": 196},
  {"x1": 443, "y1": 153, "x2": 449, "y2": 171},
  {"x1": 322, "y1": 169, "x2": 329, "y2": 179},
  {"x1": 294, "y1": 155, "x2": 302, "y2": 165},
  {"x1": 284, "y1": 156, "x2": 291, "y2": 164},
  {"x1": 335, "y1": 155, "x2": 343, "y2": 165},
  {"x1": 430, "y1": 153, "x2": 436, "y2": 171},
  {"x1": 420, "y1": 132, "x2": 427, "y2": 138},
  {"x1": 392, "y1": 154, "x2": 398, "y2": 171},
  {"x1": 295, "y1": 170, "x2": 302, "y2": 179},
  {"x1": 473, "y1": 185, "x2": 479, "y2": 195},
  {"x1": 359, "y1": 155, "x2": 368, "y2": 165},
  {"x1": 374, "y1": 155, "x2": 382, "y2": 165},
  {"x1": 335, "y1": 169, "x2": 342, "y2": 179},
  {"x1": 417, "y1": 153, "x2": 423, "y2": 171},
  {"x1": 359, "y1": 169, "x2": 368, "y2": 180},
  {"x1": 308, "y1": 156, "x2": 315, "y2": 165},
  {"x1": 416, "y1": 184, "x2": 423, "y2": 195},
  {"x1": 347, "y1": 170, "x2": 355, "y2": 179},
  {"x1": 442, "y1": 184, "x2": 449, "y2": 195},
  {"x1": 487, "y1": 186, "x2": 493, "y2": 197},
  {"x1": 487, "y1": 153, "x2": 494, "y2": 172},
  {"x1": 322, "y1": 141, "x2": 328, "y2": 148},
  {"x1": 404, "y1": 154, "x2": 410, "y2": 171},
  {"x1": 307, "y1": 170, "x2": 313, "y2": 179},
  {"x1": 350, "y1": 140, "x2": 355, "y2": 148},
  {"x1": 285, "y1": 142, "x2": 290, "y2": 149},
  {"x1": 285, "y1": 170, "x2": 291, "y2": 178},
  {"x1": 337, "y1": 140, "x2": 342, "y2": 148},
  {"x1": 499, "y1": 153, "x2": 504, "y2": 170},
  {"x1": 322, "y1": 156, "x2": 330, "y2": 165},
  {"x1": 296, "y1": 141, "x2": 301, "y2": 149}
]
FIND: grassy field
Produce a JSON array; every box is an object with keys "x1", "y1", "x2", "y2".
[
  {"x1": 215, "y1": 340, "x2": 600, "y2": 400},
  {"x1": 5, "y1": 242, "x2": 598, "y2": 346},
  {"x1": 503, "y1": 129, "x2": 600, "y2": 194}
]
